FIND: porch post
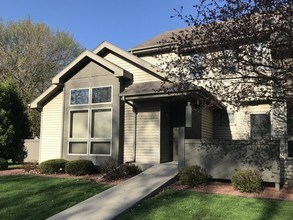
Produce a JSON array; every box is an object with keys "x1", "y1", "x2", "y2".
[{"x1": 178, "y1": 126, "x2": 185, "y2": 170}]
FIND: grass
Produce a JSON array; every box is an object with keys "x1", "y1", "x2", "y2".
[
  {"x1": 0, "y1": 175, "x2": 110, "y2": 220},
  {"x1": 7, "y1": 162, "x2": 23, "y2": 169},
  {"x1": 118, "y1": 189, "x2": 293, "y2": 220}
]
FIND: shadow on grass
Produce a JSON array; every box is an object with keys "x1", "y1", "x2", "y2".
[
  {"x1": 0, "y1": 175, "x2": 109, "y2": 220},
  {"x1": 117, "y1": 189, "x2": 293, "y2": 220}
]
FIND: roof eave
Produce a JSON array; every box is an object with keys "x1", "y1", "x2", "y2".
[{"x1": 30, "y1": 85, "x2": 62, "y2": 109}]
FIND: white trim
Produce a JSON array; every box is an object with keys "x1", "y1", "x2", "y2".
[
  {"x1": 91, "y1": 85, "x2": 113, "y2": 105},
  {"x1": 67, "y1": 109, "x2": 89, "y2": 155},
  {"x1": 89, "y1": 107, "x2": 112, "y2": 156},
  {"x1": 67, "y1": 107, "x2": 113, "y2": 156},
  {"x1": 68, "y1": 141, "x2": 88, "y2": 155}
]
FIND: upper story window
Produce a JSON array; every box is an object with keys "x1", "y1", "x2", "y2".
[
  {"x1": 70, "y1": 89, "x2": 89, "y2": 105},
  {"x1": 92, "y1": 86, "x2": 112, "y2": 104},
  {"x1": 250, "y1": 114, "x2": 271, "y2": 140},
  {"x1": 219, "y1": 49, "x2": 237, "y2": 73},
  {"x1": 70, "y1": 86, "x2": 112, "y2": 106},
  {"x1": 189, "y1": 53, "x2": 204, "y2": 78}
]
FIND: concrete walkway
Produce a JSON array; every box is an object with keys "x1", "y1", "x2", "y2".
[{"x1": 47, "y1": 162, "x2": 178, "y2": 220}]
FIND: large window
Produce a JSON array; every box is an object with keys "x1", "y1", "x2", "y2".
[
  {"x1": 250, "y1": 114, "x2": 270, "y2": 140},
  {"x1": 70, "y1": 86, "x2": 112, "y2": 105},
  {"x1": 68, "y1": 85, "x2": 112, "y2": 156},
  {"x1": 68, "y1": 110, "x2": 88, "y2": 154},
  {"x1": 68, "y1": 108, "x2": 112, "y2": 155}
]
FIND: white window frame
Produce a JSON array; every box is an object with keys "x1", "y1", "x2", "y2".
[
  {"x1": 91, "y1": 85, "x2": 113, "y2": 105},
  {"x1": 89, "y1": 107, "x2": 112, "y2": 156},
  {"x1": 68, "y1": 109, "x2": 89, "y2": 155},
  {"x1": 67, "y1": 108, "x2": 112, "y2": 156}
]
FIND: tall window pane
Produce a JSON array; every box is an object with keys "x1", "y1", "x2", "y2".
[
  {"x1": 91, "y1": 109, "x2": 112, "y2": 138},
  {"x1": 70, "y1": 89, "x2": 89, "y2": 105},
  {"x1": 92, "y1": 87, "x2": 112, "y2": 103},
  {"x1": 70, "y1": 111, "x2": 88, "y2": 138}
]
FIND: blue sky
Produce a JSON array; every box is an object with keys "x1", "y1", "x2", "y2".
[{"x1": 0, "y1": 0, "x2": 198, "y2": 51}]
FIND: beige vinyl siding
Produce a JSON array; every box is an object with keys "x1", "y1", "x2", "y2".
[
  {"x1": 201, "y1": 108, "x2": 213, "y2": 139},
  {"x1": 280, "y1": 158, "x2": 293, "y2": 184},
  {"x1": 123, "y1": 103, "x2": 135, "y2": 162},
  {"x1": 104, "y1": 52, "x2": 160, "y2": 83},
  {"x1": 39, "y1": 91, "x2": 64, "y2": 162},
  {"x1": 135, "y1": 102, "x2": 160, "y2": 163},
  {"x1": 214, "y1": 104, "x2": 271, "y2": 140}
]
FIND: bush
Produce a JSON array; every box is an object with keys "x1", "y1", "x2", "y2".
[
  {"x1": 179, "y1": 165, "x2": 209, "y2": 187},
  {"x1": 65, "y1": 160, "x2": 95, "y2": 176},
  {"x1": 101, "y1": 162, "x2": 141, "y2": 181},
  {"x1": 38, "y1": 159, "x2": 67, "y2": 174},
  {"x1": 0, "y1": 158, "x2": 8, "y2": 170},
  {"x1": 124, "y1": 163, "x2": 142, "y2": 175},
  {"x1": 231, "y1": 169, "x2": 263, "y2": 193},
  {"x1": 22, "y1": 161, "x2": 38, "y2": 173}
]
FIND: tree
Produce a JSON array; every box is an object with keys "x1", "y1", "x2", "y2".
[
  {"x1": 0, "y1": 79, "x2": 30, "y2": 161},
  {"x1": 160, "y1": 0, "x2": 292, "y2": 109},
  {"x1": 0, "y1": 19, "x2": 84, "y2": 135}
]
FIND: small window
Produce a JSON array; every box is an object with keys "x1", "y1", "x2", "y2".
[
  {"x1": 219, "y1": 49, "x2": 237, "y2": 73},
  {"x1": 69, "y1": 142, "x2": 87, "y2": 154},
  {"x1": 70, "y1": 89, "x2": 89, "y2": 105},
  {"x1": 288, "y1": 141, "x2": 293, "y2": 157},
  {"x1": 92, "y1": 87, "x2": 112, "y2": 104},
  {"x1": 90, "y1": 142, "x2": 111, "y2": 155},
  {"x1": 251, "y1": 114, "x2": 270, "y2": 140},
  {"x1": 189, "y1": 54, "x2": 204, "y2": 78}
]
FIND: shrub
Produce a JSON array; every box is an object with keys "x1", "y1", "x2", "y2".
[
  {"x1": 38, "y1": 159, "x2": 67, "y2": 174},
  {"x1": 179, "y1": 165, "x2": 209, "y2": 187},
  {"x1": 124, "y1": 163, "x2": 142, "y2": 175},
  {"x1": 65, "y1": 160, "x2": 95, "y2": 176},
  {"x1": 22, "y1": 161, "x2": 38, "y2": 173},
  {"x1": 102, "y1": 162, "x2": 141, "y2": 181},
  {"x1": 0, "y1": 158, "x2": 8, "y2": 170},
  {"x1": 231, "y1": 169, "x2": 263, "y2": 193}
]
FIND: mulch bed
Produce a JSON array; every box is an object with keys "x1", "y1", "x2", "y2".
[
  {"x1": 169, "y1": 181, "x2": 293, "y2": 201},
  {"x1": 1, "y1": 169, "x2": 293, "y2": 201},
  {"x1": 0, "y1": 168, "x2": 126, "y2": 185}
]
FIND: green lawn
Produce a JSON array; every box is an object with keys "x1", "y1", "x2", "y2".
[
  {"x1": 0, "y1": 175, "x2": 109, "y2": 220},
  {"x1": 118, "y1": 189, "x2": 293, "y2": 220}
]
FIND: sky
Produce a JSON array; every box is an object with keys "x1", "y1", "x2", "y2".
[{"x1": 0, "y1": 0, "x2": 198, "y2": 51}]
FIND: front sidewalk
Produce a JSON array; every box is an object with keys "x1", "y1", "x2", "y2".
[{"x1": 47, "y1": 162, "x2": 178, "y2": 220}]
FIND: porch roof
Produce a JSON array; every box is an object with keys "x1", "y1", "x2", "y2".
[{"x1": 120, "y1": 81, "x2": 224, "y2": 108}]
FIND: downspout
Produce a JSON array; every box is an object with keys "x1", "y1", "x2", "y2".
[{"x1": 122, "y1": 96, "x2": 137, "y2": 162}]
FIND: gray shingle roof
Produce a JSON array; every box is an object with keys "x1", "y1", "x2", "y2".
[{"x1": 130, "y1": 27, "x2": 188, "y2": 52}]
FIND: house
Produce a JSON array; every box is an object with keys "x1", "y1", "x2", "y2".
[{"x1": 31, "y1": 28, "x2": 293, "y2": 187}]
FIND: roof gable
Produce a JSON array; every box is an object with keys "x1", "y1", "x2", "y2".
[
  {"x1": 52, "y1": 50, "x2": 132, "y2": 84},
  {"x1": 93, "y1": 41, "x2": 167, "y2": 81}
]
